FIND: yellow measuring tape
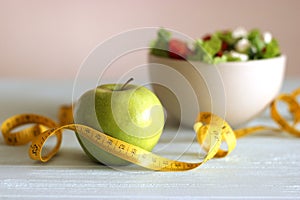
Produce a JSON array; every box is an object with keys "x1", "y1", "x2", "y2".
[{"x1": 1, "y1": 88, "x2": 300, "y2": 171}]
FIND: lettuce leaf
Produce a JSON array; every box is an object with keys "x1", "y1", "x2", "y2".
[
  {"x1": 150, "y1": 28, "x2": 171, "y2": 57},
  {"x1": 202, "y1": 34, "x2": 222, "y2": 57},
  {"x1": 263, "y1": 39, "x2": 281, "y2": 58}
]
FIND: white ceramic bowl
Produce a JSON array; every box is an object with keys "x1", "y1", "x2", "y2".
[{"x1": 148, "y1": 54, "x2": 286, "y2": 128}]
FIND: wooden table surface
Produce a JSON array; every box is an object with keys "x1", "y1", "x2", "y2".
[{"x1": 0, "y1": 78, "x2": 299, "y2": 199}]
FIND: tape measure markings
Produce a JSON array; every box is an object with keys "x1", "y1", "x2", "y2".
[{"x1": 1, "y1": 88, "x2": 300, "y2": 171}]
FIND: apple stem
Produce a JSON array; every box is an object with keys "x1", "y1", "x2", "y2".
[{"x1": 120, "y1": 78, "x2": 134, "y2": 90}]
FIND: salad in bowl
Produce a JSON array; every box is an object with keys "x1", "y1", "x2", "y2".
[
  {"x1": 150, "y1": 27, "x2": 281, "y2": 63},
  {"x1": 148, "y1": 27, "x2": 285, "y2": 128}
]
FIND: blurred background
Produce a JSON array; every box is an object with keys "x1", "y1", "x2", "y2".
[{"x1": 0, "y1": 0, "x2": 299, "y2": 80}]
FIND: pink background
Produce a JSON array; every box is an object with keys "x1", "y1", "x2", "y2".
[{"x1": 0, "y1": 0, "x2": 299, "y2": 80}]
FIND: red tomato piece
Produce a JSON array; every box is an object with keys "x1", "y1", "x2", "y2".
[{"x1": 168, "y1": 39, "x2": 190, "y2": 59}]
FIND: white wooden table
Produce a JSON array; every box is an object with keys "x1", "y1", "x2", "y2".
[{"x1": 0, "y1": 78, "x2": 299, "y2": 199}]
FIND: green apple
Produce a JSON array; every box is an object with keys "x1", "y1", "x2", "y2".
[{"x1": 74, "y1": 81, "x2": 165, "y2": 166}]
